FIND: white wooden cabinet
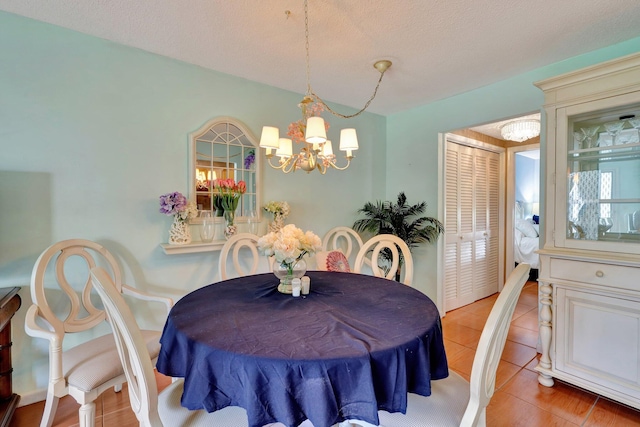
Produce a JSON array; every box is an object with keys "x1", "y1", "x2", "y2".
[{"x1": 535, "y1": 52, "x2": 640, "y2": 409}]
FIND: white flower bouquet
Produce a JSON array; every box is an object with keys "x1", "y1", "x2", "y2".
[{"x1": 258, "y1": 224, "x2": 322, "y2": 269}]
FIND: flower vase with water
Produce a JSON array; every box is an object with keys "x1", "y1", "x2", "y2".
[{"x1": 273, "y1": 258, "x2": 307, "y2": 294}]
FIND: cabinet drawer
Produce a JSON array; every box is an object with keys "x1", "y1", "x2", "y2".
[{"x1": 549, "y1": 258, "x2": 639, "y2": 289}]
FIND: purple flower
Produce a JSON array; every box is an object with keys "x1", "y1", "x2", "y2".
[
  {"x1": 244, "y1": 150, "x2": 255, "y2": 169},
  {"x1": 159, "y1": 191, "x2": 187, "y2": 216}
]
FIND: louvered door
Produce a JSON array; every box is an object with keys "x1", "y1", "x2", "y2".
[{"x1": 444, "y1": 141, "x2": 500, "y2": 311}]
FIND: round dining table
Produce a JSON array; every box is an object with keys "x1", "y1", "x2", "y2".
[{"x1": 156, "y1": 271, "x2": 448, "y2": 427}]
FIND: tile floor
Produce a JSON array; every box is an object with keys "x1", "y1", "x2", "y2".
[{"x1": 11, "y1": 280, "x2": 640, "y2": 426}]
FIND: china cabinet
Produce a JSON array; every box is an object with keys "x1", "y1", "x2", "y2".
[{"x1": 535, "y1": 52, "x2": 640, "y2": 409}]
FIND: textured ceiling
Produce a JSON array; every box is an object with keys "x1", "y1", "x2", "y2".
[{"x1": 2, "y1": 0, "x2": 640, "y2": 117}]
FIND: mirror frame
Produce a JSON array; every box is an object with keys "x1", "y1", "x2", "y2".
[{"x1": 188, "y1": 116, "x2": 262, "y2": 225}]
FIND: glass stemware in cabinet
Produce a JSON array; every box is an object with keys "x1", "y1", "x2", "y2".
[
  {"x1": 604, "y1": 121, "x2": 625, "y2": 146},
  {"x1": 598, "y1": 217, "x2": 613, "y2": 238},
  {"x1": 629, "y1": 118, "x2": 640, "y2": 143},
  {"x1": 580, "y1": 126, "x2": 600, "y2": 148},
  {"x1": 573, "y1": 131, "x2": 586, "y2": 150},
  {"x1": 199, "y1": 211, "x2": 215, "y2": 243}
]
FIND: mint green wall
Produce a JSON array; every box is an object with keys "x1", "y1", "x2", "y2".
[
  {"x1": 386, "y1": 37, "x2": 640, "y2": 299},
  {"x1": 0, "y1": 11, "x2": 386, "y2": 399}
]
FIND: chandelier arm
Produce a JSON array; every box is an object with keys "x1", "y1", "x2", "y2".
[
  {"x1": 266, "y1": 156, "x2": 297, "y2": 173},
  {"x1": 323, "y1": 157, "x2": 352, "y2": 171},
  {"x1": 310, "y1": 68, "x2": 387, "y2": 119}
]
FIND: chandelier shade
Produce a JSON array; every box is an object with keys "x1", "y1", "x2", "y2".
[
  {"x1": 500, "y1": 119, "x2": 541, "y2": 142},
  {"x1": 259, "y1": 0, "x2": 390, "y2": 174}
]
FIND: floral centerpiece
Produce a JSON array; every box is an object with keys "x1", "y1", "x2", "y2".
[
  {"x1": 159, "y1": 191, "x2": 198, "y2": 245},
  {"x1": 214, "y1": 178, "x2": 246, "y2": 239},
  {"x1": 263, "y1": 200, "x2": 290, "y2": 233},
  {"x1": 258, "y1": 224, "x2": 322, "y2": 293}
]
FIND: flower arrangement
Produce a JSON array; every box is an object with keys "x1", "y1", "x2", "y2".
[
  {"x1": 264, "y1": 200, "x2": 290, "y2": 233},
  {"x1": 214, "y1": 178, "x2": 247, "y2": 213},
  {"x1": 258, "y1": 224, "x2": 322, "y2": 274},
  {"x1": 159, "y1": 191, "x2": 198, "y2": 245},
  {"x1": 263, "y1": 201, "x2": 290, "y2": 218},
  {"x1": 159, "y1": 191, "x2": 198, "y2": 222}
]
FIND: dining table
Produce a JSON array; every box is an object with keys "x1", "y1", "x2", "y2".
[{"x1": 156, "y1": 270, "x2": 448, "y2": 427}]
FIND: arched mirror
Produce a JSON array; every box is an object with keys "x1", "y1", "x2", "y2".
[{"x1": 188, "y1": 117, "x2": 261, "y2": 223}]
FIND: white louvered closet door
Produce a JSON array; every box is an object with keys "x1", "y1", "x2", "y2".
[{"x1": 444, "y1": 141, "x2": 500, "y2": 311}]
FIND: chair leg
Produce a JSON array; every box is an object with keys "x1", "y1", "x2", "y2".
[
  {"x1": 78, "y1": 401, "x2": 96, "y2": 427},
  {"x1": 40, "y1": 391, "x2": 59, "y2": 427},
  {"x1": 114, "y1": 383, "x2": 123, "y2": 392}
]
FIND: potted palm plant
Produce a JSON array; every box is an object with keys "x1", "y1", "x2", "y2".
[{"x1": 353, "y1": 192, "x2": 444, "y2": 281}]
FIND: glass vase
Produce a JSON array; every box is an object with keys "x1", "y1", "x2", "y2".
[
  {"x1": 199, "y1": 211, "x2": 215, "y2": 243},
  {"x1": 273, "y1": 258, "x2": 307, "y2": 294},
  {"x1": 224, "y1": 209, "x2": 237, "y2": 240}
]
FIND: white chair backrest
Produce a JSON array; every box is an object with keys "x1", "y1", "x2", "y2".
[
  {"x1": 90, "y1": 267, "x2": 163, "y2": 427},
  {"x1": 322, "y1": 227, "x2": 364, "y2": 262},
  {"x1": 218, "y1": 233, "x2": 270, "y2": 280},
  {"x1": 462, "y1": 263, "x2": 531, "y2": 426},
  {"x1": 30, "y1": 238, "x2": 123, "y2": 334},
  {"x1": 353, "y1": 234, "x2": 414, "y2": 285}
]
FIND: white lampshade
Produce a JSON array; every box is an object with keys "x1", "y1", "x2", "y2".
[
  {"x1": 321, "y1": 140, "x2": 333, "y2": 157},
  {"x1": 259, "y1": 126, "x2": 280, "y2": 149},
  {"x1": 305, "y1": 117, "x2": 327, "y2": 144},
  {"x1": 339, "y1": 128, "x2": 358, "y2": 151},
  {"x1": 276, "y1": 138, "x2": 293, "y2": 158}
]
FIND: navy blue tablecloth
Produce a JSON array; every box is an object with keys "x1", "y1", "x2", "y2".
[{"x1": 156, "y1": 271, "x2": 448, "y2": 427}]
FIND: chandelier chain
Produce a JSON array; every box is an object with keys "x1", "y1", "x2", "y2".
[
  {"x1": 302, "y1": 0, "x2": 389, "y2": 119},
  {"x1": 304, "y1": 0, "x2": 311, "y2": 95}
]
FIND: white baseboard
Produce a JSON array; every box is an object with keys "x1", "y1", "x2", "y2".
[{"x1": 17, "y1": 388, "x2": 46, "y2": 407}]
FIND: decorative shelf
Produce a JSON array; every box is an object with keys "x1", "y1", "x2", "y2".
[{"x1": 161, "y1": 240, "x2": 226, "y2": 255}]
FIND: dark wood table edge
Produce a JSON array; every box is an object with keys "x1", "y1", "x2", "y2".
[{"x1": 0, "y1": 287, "x2": 21, "y2": 427}]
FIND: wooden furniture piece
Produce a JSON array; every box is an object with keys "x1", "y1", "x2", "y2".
[
  {"x1": 24, "y1": 239, "x2": 173, "y2": 427},
  {"x1": 535, "y1": 52, "x2": 640, "y2": 410},
  {"x1": 353, "y1": 234, "x2": 414, "y2": 285},
  {"x1": 0, "y1": 287, "x2": 21, "y2": 427},
  {"x1": 346, "y1": 264, "x2": 530, "y2": 427},
  {"x1": 156, "y1": 271, "x2": 447, "y2": 427}
]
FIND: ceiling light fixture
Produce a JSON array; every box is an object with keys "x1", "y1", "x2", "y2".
[
  {"x1": 500, "y1": 119, "x2": 541, "y2": 142},
  {"x1": 259, "y1": 0, "x2": 392, "y2": 174}
]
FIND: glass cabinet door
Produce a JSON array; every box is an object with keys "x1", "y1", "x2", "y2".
[{"x1": 560, "y1": 96, "x2": 640, "y2": 251}]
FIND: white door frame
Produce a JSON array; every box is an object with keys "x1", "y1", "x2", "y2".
[{"x1": 505, "y1": 143, "x2": 540, "y2": 279}]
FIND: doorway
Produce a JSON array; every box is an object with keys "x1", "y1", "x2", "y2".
[{"x1": 438, "y1": 114, "x2": 540, "y2": 313}]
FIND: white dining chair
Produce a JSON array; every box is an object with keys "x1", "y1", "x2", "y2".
[
  {"x1": 322, "y1": 227, "x2": 364, "y2": 261},
  {"x1": 353, "y1": 234, "x2": 413, "y2": 285},
  {"x1": 24, "y1": 239, "x2": 173, "y2": 427},
  {"x1": 344, "y1": 263, "x2": 531, "y2": 427},
  {"x1": 218, "y1": 233, "x2": 272, "y2": 280},
  {"x1": 89, "y1": 267, "x2": 249, "y2": 426}
]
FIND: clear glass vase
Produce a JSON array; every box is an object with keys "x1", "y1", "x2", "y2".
[
  {"x1": 273, "y1": 258, "x2": 307, "y2": 294},
  {"x1": 224, "y1": 209, "x2": 237, "y2": 240}
]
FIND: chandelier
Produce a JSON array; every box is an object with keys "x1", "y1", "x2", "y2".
[
  {"x1": 259, "y1": 0, "x2": 392, "y2": 174},
  {"x1": 500, "y1": 119, "x2": 541, "y2": 142}
]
